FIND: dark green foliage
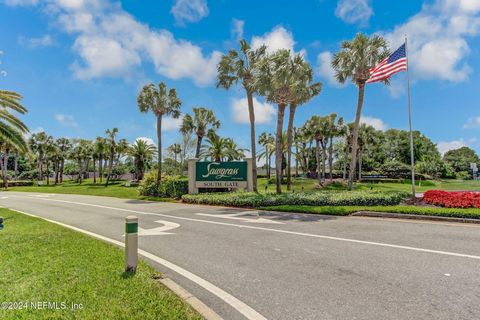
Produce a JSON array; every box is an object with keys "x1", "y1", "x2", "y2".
[
  {"x1": 443, "y1": 146, "x2": 479, "y2": 173},
  {"x1": 182, "y1": 190, "x2": 408, "y2": 207},
  {"x1": 138, "y1": 172, "x2": 188, "y2": 198}
]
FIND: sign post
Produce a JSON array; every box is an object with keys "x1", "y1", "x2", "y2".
[
  {"x1": 125, "y1": 215, "x2": 138, "y2": 273},
  {"x1": 188, "y1": 159, "x2": 253, "y2": 193}
]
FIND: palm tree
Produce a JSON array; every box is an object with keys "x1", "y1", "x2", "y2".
[
  {"x1": 332, "y1": 33, "x2": 389, "y2": 190},
  {"x1": 258, "y1": 132, "x2": 275, "y2": 179},
  {"x1": 217, "y1": 39, "x2": 267, "y2": 192},
  {"x1": 181, "y1": 107, "x2": 220, "y2": 158},
  {"x1": 357, "y1": 124, "x2": 377, "y2": 181},
  {"x1": 128, "y1": 139, "x2": 156, "y2": 180},
  {"x1": 56, "y1": 137, "x2": 71, "y2": 183},
  {"x1": 326, "y1": 114, "x2": 344, "y2": 182},
  {"x1": 69, "y1": 139, "x2": 92, "y2": 184},
  {"x1": 286, "y1": 71, "x2": 322, "y2": 190},
  {"x1": 168, "y1": 143, "x2": 182, "y2": 164},
  {"x1": 137, "y1": 82, "x2": 182, "y2": 184},
  {"x1": 29, "y1": 132, "x2": 53, "y2": 183},
  {"x1": 104, "y1": 128, "x2": 118, "y2": 187},
  {"x1": 200, "y1": 133, "x2": 246, "y2": 162},
  {"x1": 93, "y1": 137, "x2": 107, "y2": 183},
  {"x1": 255, "y1": 50, "x2": 314, "y2": 193},
  {"x1": 305, "y1": 116, "x2": 329, "y2": 186},
  {"x1": 0, "y1": 90, "x2": 29, "y2": 152}
]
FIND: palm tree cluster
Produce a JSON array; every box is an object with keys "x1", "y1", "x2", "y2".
[{"x1": 0, "y1": 90, "x2": 29, "y2": 188}]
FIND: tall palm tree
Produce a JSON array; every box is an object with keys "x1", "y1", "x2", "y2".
[
  {"x1": 29, "y1": 132, "x2": 53, "y2": 183},
  {"x1": 181, "y1": 107, "x2": 220, "y2": 159},
  {"x1": 93, "y1": 137, "x2": 107, "y2": 183},
  {"x1": 255, "y1": 50, "x2": 313, "y2": 193},
  {"x1": 137, "y1": 82, "x2": 182, "y2": 184},
  {"x1": 258, "y1": 132, "x2": 275, "y2": 179},
  {"x1": 104, "y1": 128, "x2": 118, "y2": 187},
  {"x1": 357, "y1": 124, "x2": 377, "y2": 181},
  {"x1": 217, "y1": 39, "x2": 267, "y2": 192},
  {"x1": 332, "y1": 33, "x2": 389, "y2": 190},
  {"x1": 286, "y1": 72, "x2": 322, "y2": 190},
  {"x1": 0, "y1": 90, "x2": 29, "y2": 152},
  {"x1": 305, "y1": 116, "x2": 329, "y2": 186},
  {"x1": 200, "y1": 133, "x2": 246, "y2": 162},
  {"x1": 56, "y1": 137, "x2": 71, "y2": 183},
  {"x1": 128, "y1": 139, "x2": 156, "y2": 180},
  {"x1": 168, "y1": 143, "x2": 182, "y2": 164}
]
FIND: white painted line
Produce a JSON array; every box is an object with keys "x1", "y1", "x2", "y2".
[
  {"x1": 195, "y1": 212, "x2": 284, "y2": 224},
  {"x1": 14, "y1": 196, "x2": 480, "y2": 261},
  {"x1": 138, "y1": 220, "x2": 180, "y2": 236},
  {"x1": 12, "y1": 209, "x2": 267, "y2": 320}
]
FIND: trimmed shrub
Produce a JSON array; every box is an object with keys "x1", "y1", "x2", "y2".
[
  {"x1": 182, "y1": 190, "x2": 408, "y2": 207},
  {"x1": 138, "y1": 172, "x2": 188, "y2": 198},
  {"x1": 17, "y1": 169, "x2": 39, "y2": 180}
]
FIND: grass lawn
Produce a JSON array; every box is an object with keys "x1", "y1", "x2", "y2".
[
  {"x1": 258, "y1": 205, "x2": 480, "y2": 219},
  {"x1": 0, "y1": 208, "x2": 202, "y2": 320},
  {"x1": 4, "y1": 179, "x2": 176, "y2": 202}
]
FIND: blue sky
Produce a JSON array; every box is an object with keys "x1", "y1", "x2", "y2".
[{"x1": 1, "y1": 0, "x2": 480, "y2": 155}]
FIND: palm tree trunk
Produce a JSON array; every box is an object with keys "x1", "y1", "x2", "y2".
[
  {"x1": 328, "y1": 137, "x2": 334, "y2": 182},
  {"x1": 348, "y1": 82, "x2": 366, "y2": 190},
  {"x1": 60, "y1": 159, "x2": 65, "y2": 183},
  {"x1": 14, "y1": 152, "x2": 18, "y2": 181},
  {"x1": 195, "y1": 135, "x2": 202, "y2": 159},
  {"x1": 93, "y1": 159, "x2": 97, "y2": 183},
  {"x1": 358, "y1": 147, "x2": 363, "y2": 181},
  {"x1": 322, "y1": 144, "x2": 326, "y2": 183},
  {"x1": 78, "y1": 160, "x2": 83, "y2": 184},
  {"x1": 156, "y1": 115, "x2": 162, "y2": 185},
  {"x1": 275, "y1": 104, "x2": 287, "y2": 194},
  {"x1": 2, "y1": 148, "x2": 9, "y2": 189},
  {"x1": 54, "y1": 161, "x2": 59, "y2": 184},
  {"x1": 99, "y1": 158, "x2": 103, "y2": 183},
  {"x1": 46, "y1": 160, "x2": 50, "y2": 185},
  {"x1": 286, "y1": 103, "x2": 296, "y2": 191},
  {"x1": 295, "y1": 144, "x2": 299, "y2": 177},
  {"x1": 315, "y1": 140, "x2": 321, "y2": 186},
  {"x1": 343, "y1": 141, "x2": 348, "y2": 180},
  {"x1": 105, "y1": 153, "x2": 114, "y2": 187},
  {"x1": 246, "y1": 91, "x2": 258, "y2": 192}
]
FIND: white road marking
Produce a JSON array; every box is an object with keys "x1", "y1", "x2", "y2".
[
  {"x1": 12, "y1": 196, "x2": 480, "y2": 261},
  {"x1": 138, "y1": 220, "x2": 180, "y2": 236},
  {"x1": 0, "y1": 196, "x2": 8, "y2": 199},
  {"x1": 30, "y1": 194, "x2": 53, "y2": 198},
  {"x1": 12, "y1": 209, "x2": 267, "y2": 320},
  {"x1": 444, "y1": 273, "x2": 451, "y2": 277},
  {"x1": 195, "y1": 212, "x2": 285, "y2": 224}
]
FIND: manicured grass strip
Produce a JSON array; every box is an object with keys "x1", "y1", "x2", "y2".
[
  {"x1": 0, "y1": 209, "x2": 202, "y2": 320},
  {"x1": 5, "y1": 179, "x2": 176, "y2": 202},
  {"x1": 258, "y1": 205, "x2": 480, "y2": 219}
]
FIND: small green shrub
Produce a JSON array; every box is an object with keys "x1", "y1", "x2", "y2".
[
  {"x1": 138, "y1": 172, "x2": 188, "y2": 198},
  {"x1": 17, "y1": 169, "x2": 39, "y2": 180},
  {"x1": 182, "y1": 190, "x2": 408, "y2": 207}
]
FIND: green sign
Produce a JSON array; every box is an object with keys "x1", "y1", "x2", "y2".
[{"x1": 196, "y1": 161, "x2": 247, "y2": 182}]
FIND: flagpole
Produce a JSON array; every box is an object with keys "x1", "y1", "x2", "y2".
[{"x1": 405, "y1": 35, "x2": 416, "y2": 200}]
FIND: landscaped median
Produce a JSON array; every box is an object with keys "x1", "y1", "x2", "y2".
[
  {"x1": 0, "y1": 209, "x2": 202, "y2": 320},
  {"x1": 182, "y1": 190, "x2": 480, "y2": 220},
  {"x1": 181, "y1": 190, "x2": 409, "y2": 207}
]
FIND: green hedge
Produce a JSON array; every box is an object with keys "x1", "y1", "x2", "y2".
[
  {"x1": 138, "y1": 172, "x2": 188, "y2": 198},
  {"x1": 0, "y1": 181, "x2": 34, "y2": 188},
  {"x1": 182, "y1": 190, "x2": 408, "y2": 207}
]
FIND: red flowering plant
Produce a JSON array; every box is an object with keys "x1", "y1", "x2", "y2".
[{"x1": 423, "y1": 190, "x2": 480, "y2": 208}]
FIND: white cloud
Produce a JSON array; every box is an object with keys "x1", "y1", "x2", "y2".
[
  {"x1": 8, "y1": 0, "x2": 220, "y2": 86},
  {"x1": 251, "y1": 26, "x2": 295, "y2": 53},
  {"x1": 384, "y1": 0, "x2": 480, "y2": 82},
  {"x1": 316, "y1": 51, "x2": 344, "y2": 87},
  {"x1": 19, "y1": 34, "x2": 54, "y2": 48},
  {"x1": 437, "y1": 139, "x2": 467, "y2": 155},
  {"x1": 335, "y1": 0, "x2": 373, "y2": 26},
  {"x1": 464, "y1": 116, "x2": 480, "y2": 128},
  {"x1": 171, "y1": 0, "x2": 209, "y2": 25},
  {"x1": 135, "y1": 136, "x2": 156, "y2": 146},
  {"x1": 55, "y1": 114, "x2": 79, "y2": 127},
  {"x1": 231, "y1": 18, "x2": 245, "y2": 41},
  {"x1": 231, "y1": 97, "x2": 276, "y2": 125},
  {"x1": 361, "y1": 116, "x2": 388, "y2": 131},
  {"x1": 161, "y1": 115, "x2": 183, "y2": 131}
]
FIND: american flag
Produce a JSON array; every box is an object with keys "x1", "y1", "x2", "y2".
[{"x1": 366, "y1": 43, "x2": 407, "y2": 83}]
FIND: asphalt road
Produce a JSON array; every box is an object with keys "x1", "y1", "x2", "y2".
[{"x1": 2, "y1": 192, "x2": 480, "y2": 320}]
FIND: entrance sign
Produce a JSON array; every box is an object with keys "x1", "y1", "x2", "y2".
[{"x1": 188, "y1": 158, "x2": 253, "y2": 193}]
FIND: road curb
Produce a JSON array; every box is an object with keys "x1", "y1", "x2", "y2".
[
  {"x1": 352, "y1": 211, "x2": 480, "y2": 224},
  {"x1": 159, "y1": 278, "x2": 223, "y2": 320}
]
